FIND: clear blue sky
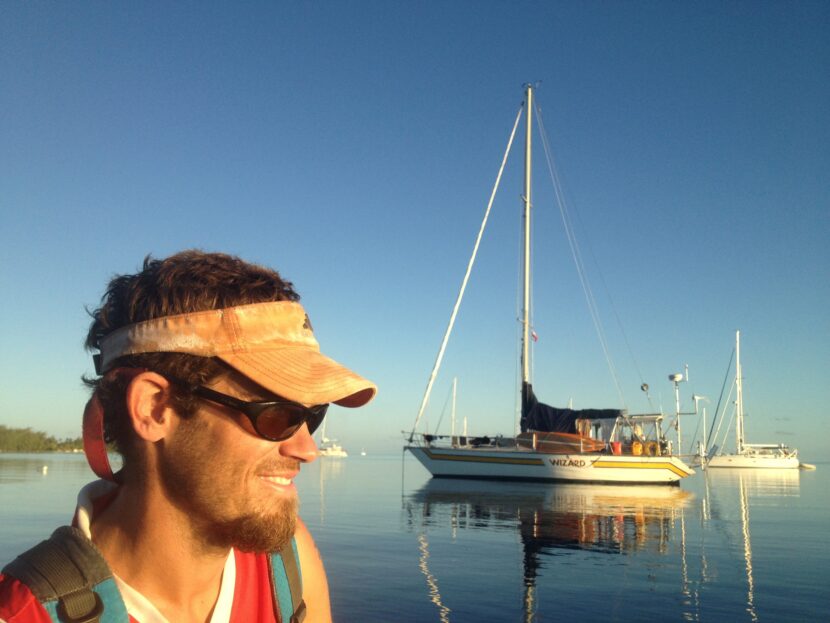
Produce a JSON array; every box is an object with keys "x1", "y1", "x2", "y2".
[{"x1": 2, "y1": 1, "x2": 827, "y2": 459}]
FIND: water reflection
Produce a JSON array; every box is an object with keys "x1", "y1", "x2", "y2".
[
  {"x1": 407, "y1": 479, "x2": 693, "y2": 554},
  {"x1": 0, "y1": 452, "x2": 99, "y2": 484},
  {"x1": 417, "y1": 532, "x2": 452, "y2": 623},
  {"x1": 404, "y1": 480, "x2": 693, "y2": 621},
  {"x1": 704, "y1": 467, "x2": 800, "y2": 500},
  {"x1": 698, "y1": 468, "x2": 801, "y2": 623},
  {"x1": 314, "y1": 456, "x2": 346, "y2": 526}
]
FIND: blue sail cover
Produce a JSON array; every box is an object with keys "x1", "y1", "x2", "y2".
[{"x1": 520, "y1": 383, "x2": 622, "y2": 433}]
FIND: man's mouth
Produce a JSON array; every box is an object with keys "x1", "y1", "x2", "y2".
[
  {"x1": 262, "y1": 475, "x2": 291, "y2": 484},
  {"x1": 258, "y1": 474, "x2": 297, "y2": 491}
]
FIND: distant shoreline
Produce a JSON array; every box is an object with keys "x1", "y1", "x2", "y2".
[
  {"x1": 0, "y1": 425, "x2": 83, "y2": 453},
  {"x1": 0, "y1": 449, "x2": 84, "y2": 454}
]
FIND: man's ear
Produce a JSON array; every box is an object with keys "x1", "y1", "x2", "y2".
[{"x1": 125, "y1": 372, "x2": 176, "y2": 442}]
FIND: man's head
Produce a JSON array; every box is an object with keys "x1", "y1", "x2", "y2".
[
  {"x1": 85, "y1": 251, "x2": 298, "y2": 465},
  {"x1": 83, "y1": 250, "x2": 375, "y2": 550}
]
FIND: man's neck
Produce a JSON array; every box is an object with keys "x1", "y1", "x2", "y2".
[{"x1": 90, "y1": 480, "x2": 230, "y2": 623}]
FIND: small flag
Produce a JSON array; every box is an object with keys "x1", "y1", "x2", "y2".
[{"x1": 531, "y1": 329, "x2": 538, "y2": 342}]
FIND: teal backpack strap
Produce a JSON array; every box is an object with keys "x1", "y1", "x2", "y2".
[
  {"x1": 268, "y1": 537, "x2": 305, "y2": 623},
  {"x1": 2, "y1": 526, "x2": 128, "y2": 623}
]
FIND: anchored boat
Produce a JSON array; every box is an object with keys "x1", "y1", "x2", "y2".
[
  {"x1": 706, "y1": 331, "x2": 809, "y2": 469},
  {"x1": 317, "y1": 419, "x2": 348, "y2": 458},
  {"x1": 405, "y1": 84, "x2": 694, "y2": 485}
]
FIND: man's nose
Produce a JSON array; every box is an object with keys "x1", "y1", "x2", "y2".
[{"x1": 279, "y1": 422, "x2": 319, "y2": 463}]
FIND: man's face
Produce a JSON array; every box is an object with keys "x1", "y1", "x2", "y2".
[{"x1": 158, "y1": 372, "x2": 319, "y2": 553}]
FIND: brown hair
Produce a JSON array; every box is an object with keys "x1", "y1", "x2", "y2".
[{"x1": 84, "y1": 250, "x2": 300, "y2": 466}]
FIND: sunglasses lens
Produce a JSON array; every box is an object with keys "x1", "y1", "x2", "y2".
[
  {"x1": 306, "y1": 407, "x2": 327, "y2": 435},
  {"x1": 256, "y1": 405, "x2": 306, "y2": 441},
  {"x1": 255, "y1": 404, "x2": 328, "y2": 441}
]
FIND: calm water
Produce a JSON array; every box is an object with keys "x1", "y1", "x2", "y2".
[{"x1": 1, "y1": 453, "x2": 827, "y2": 622}]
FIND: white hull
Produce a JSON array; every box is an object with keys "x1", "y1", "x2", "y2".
[
  {"x1": 406, "y1": 446, "x2": 693, "y2": 485},
  {"x1": 707, "y1": 454, "x2": 799, "y2": 469},
  {"x1": 706, "y1": 332, "x2": 808, "y2": 471},
  {"x1": 319, "y1": 444, "x2": 348, "y2": 458}
]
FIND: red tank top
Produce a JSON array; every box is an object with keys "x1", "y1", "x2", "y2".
[{"x1": 0, "y1": 549, "x2": 279, "y2": 622}]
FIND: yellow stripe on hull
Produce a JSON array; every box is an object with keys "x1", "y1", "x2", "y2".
[{"x1": 593, "y1": 460, "x2": 691, "y2": 479}]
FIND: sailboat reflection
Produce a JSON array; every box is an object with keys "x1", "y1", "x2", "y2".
[
  {"x1": 701, "y1": 468, "x2": 800, "y2": 623},
  {"x1": 315, "y1": 455, "x2": 345, "y2": 525},
  {"x1": 404, "y1": 480, "x2": 693, "y2": 621},
  {"x1": 408, "y1": 479, "x2": 693, "y2": 552},
  {"x1": 704, "y1": 467, "x2": 800, "y2": 499}
]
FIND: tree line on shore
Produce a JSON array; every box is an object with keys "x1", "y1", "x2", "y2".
[{"x1": 0, "y1": 425, "x2": 83, "y2": 452}]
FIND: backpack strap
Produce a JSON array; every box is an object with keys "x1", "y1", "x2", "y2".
[
  {"x1": 5, "y1": 527, "x2": 304, "y2": 623},
  {"x1": 268, "y1": 538, "x2": 305, "y2": 623},
  {"x1": 2, "y1": 526, "x2": 128, "y2": 623}
]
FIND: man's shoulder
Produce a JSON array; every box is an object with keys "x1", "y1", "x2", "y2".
[
  {"x1": 0, "y1": 526, "x2": 121, "y2": 623},
  {"x1": 0, "y1": 573, "x2": 52, "y2": 623}
]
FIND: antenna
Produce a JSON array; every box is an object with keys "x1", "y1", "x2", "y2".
[{"x1": 668, "y1": 371, "x2": 687, "y2": 452}]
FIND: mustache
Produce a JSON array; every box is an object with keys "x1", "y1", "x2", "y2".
[{"x1": 256, "y1": 458, "x2": 301, "y2": 474}]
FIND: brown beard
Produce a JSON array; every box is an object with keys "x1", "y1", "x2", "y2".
[
  {"x1": 158, "y1": 417, "x2": 298, "y2": 553},
  {"x1": 205, "y1": 498, "x2": 297, "y2": 553}
]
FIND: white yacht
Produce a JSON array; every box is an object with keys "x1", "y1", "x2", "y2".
[
  {"x1": 707, "y1": 331, "x2": 805, "y2": 469},
  {"x1": 405, "y1": 84, "x2": 693, "y2": 485}
]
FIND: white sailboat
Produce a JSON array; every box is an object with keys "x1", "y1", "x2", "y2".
[
  {"x1": 707, "y1": 331, "x2": 807, "y2": 469},
  {"x1": 317, "y1": 419, "x2": 348, "y2": 458},
  {"x1": 405, "y1": 84, "x2": 694, "y2": 485}
]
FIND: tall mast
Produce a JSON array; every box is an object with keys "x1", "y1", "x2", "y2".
[
  {"x1": 735, "y1": 330, "x2": 745, "y2": 454},
  {"x1": 451, "y1": 377, "x2": 457, "y2": 439},
  {"x1": 521, "y1": 84, "x2": 533, "y2": 386}
]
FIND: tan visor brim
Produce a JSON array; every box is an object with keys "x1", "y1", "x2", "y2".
[
  {"x1": 99, "y1": 301, "x2": 376, "y2": 407},
  {"x1": 220, "y1": 347, "x2": 375, "y2": 407}
]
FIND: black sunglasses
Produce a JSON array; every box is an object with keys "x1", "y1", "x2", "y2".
[{"x1": 164, "y1": 376, "x2": 328, "y2": 442}]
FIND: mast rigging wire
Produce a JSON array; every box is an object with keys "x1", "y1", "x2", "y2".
[
  {"x1": 710, "y1": 379, "x2": 736, "y2": 453},
  {"x1": 408, "y1": 102, "x2": 525, "y2": 440},
  {"x1": 431, "y1": 381, "x2": 456, "y2": 435},
  {"x1": 707, "y1": 347, "x2": 735, "y2": 454},
  {"x1": 534, "y1": 101, "x2": 627, "y2": 409}
]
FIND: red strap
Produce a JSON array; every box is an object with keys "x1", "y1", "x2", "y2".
[
  {"x1": 82, "y1": 368, "x2": 145, "y2": 481},
  {"x1": 82, "y1": 393, "x2": 114, "y2": 481}
]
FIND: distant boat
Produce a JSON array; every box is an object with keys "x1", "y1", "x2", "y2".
[
  {"x1": 317, "y1": 419, "x2": 348, "y2": 458},
  {"x1": 707, "y1": 331, "x2": 805, "y2": 469},
  {"x1": 404, "y1": 84, "x2": 694, "y2": 485},
  {"x1": 319, "y1": 441, "x2": 348, "y2": 458}
]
